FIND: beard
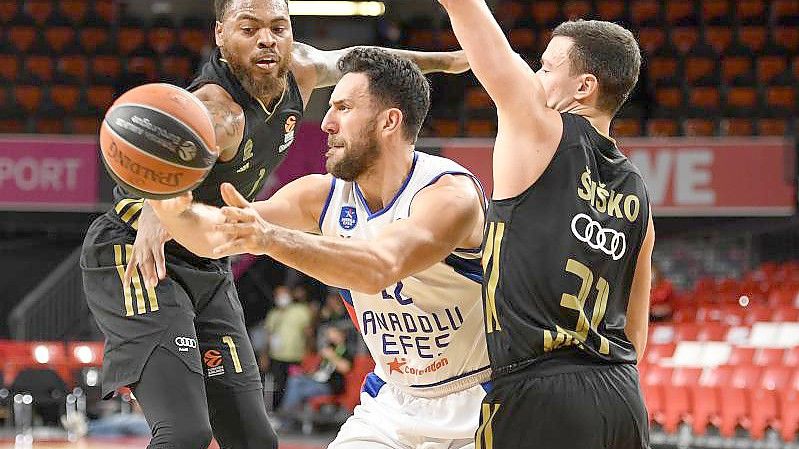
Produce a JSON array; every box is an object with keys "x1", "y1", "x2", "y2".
[
  {"x1": 327, "y1": 123, "x2": 380, "y2": 182},
  {"x1": 222, "y1": 47, "x2": 291, "y2": 101}
]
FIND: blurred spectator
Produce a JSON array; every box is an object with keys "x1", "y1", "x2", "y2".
[
  {"x1": 261, "y1": 285, "x2": 313, "y2": 409},
  {"x1": 279, "y1": 325, "x2": 352, "y2": 414},
  {"x1": 319, "y1": 290, "x2": 349, "y2": 325},
  {"x1": 650, "y1": 265, "x2": 676, "y2": 321}
]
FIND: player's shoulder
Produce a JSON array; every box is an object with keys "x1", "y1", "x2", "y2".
[{"x1": 192, "y1": 83, "x2": 243, "y2": 114}]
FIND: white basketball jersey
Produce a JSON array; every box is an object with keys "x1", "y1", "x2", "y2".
[{"x1": 320, "y1": 151, "x2": 491, "y2": 398}]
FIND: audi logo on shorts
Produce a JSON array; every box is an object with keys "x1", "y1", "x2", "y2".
[
  {"x1": 174, "y1": 337, "x2": 197, "y2": 352},
  {"x1": 570, "y1": 213, "x2": 627, "y2": 261}
]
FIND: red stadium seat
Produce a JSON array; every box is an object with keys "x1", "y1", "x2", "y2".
[
  {"x1": 0, "y1": 3, "x2": 18, "y2": 24},
  {"x1": 642, "y1": 365, "x2": 673, "y2": 387},
  {"x1": 8, "y1": 26, "x2": 37, "y2": 53},
  {"x1": 737, "y1": 26, "x2": 768, "y2": 52},
  {"x1": 705, "y1": 27, "x2": 733, "y2": 54},
  {"x1": 497, "y1": 1, "x2": 524, "y2": 24},
  {"x1": 648, "y1": 57, "x2": 679, "y2": 84},
  {"x1": 780, "y1": 389, "x2": 799, "y2": 442},
  {"x1": 638, "y1": 28, "x2": 667, "y2": 54},
  {"x1": 683, "y1": 118, "x2": 716, "y2": 136},
  {"x1": 530, "y1": 0, "x2": 560, "y2": 26},
  {"x1": 179, "y1": 29, "x2": 211, "y2": 56},
  {"x1": 725, "y1": 86, "x2": 758, "y2": 111},
  {"x1": 641, "y1": 121, "x2": 681, "y2": 144},
  {"x1": 71, "y1": 115, "x2": 101, "y2": 135},
  {"x1": 748, "y1": 388, "x2": 779, "y2": 439},
  {"x1": 148, "y1": 26, "x2": 176, "y2": 53},
  {"x1": 728, "y1": 347, "x2": 756, "y2": 366},
  {"x1": 86, "y1": 85, "x2": 115, "y2": 111},
  {"x1": 764, "y1": 86, "x2": 796, "y2": 113},
  {"x1": 697, "y1": 323, "x2": 728, "y2": 341},
  {"x1": 691, "y1": 384, "x2": 721, "y2": 434},
  {"x1": 674, "y1": 323, "x2": 701, "y2": 341},
  {"x1": 642, "y1": 383, "x2": 665, "y2": 427},
  {"x1": 59, "y1": 0, "x2": 88, "y2": 25},
  {"x1": 684, "y1": 56, "x2": 717, "y2": 83},
  {"x1": 13, "y1": 85, "x2": 44, "y2": 113},
  {"x1": 160, "y1": 55, "x2": 193, "y2": 81},
  {"x1": 701, "y1": 0, "x2": 731, "y2": 24},
  {"x1": 34, "y1": 117, "x2": 67, "y2": 134},
  {"x1": 665, "y1": 2, "x2": 695, "y2": 24},
  {"x1": 644, "y1": 342, "x2": 677, "y2": 365},
  {"x1": 93, "y1": 0, "x2": 115, "y2": 24},
  {"x1": 655, "y1": 87, "x2": 683, "y2": 110},
  {"x1": 509, "y1": 28, "x2": 536, "y2": 50},
  {"x1": 720, "y1": 56, "x2": 753, "y2": 83},
  {"x1": 759, "y1": 118, "x2": 789, "y2": 136},
  {"x1": 465, "y1": 119, "x2": 495, "y2": 137},
  {"x1": 595, "y1": 1, "x2": 626, "y2": 22},
  {"x1": 56, "y1": 55, "x2": 87, "y2": 81},
  {"x1": 630, "y1": 0, "x2": 660, "y2": 25},
  {"x1": 127, "y1": 56, "x2": 158, "y2": 81},
  {"x1": 756, "y1": 56, "x2": 789, "y2": 83},
  {"x1": 773, "y1": 26, "x2": 799, "y2": 53},
  {"x1": 744, "y1": 305, "x2": 773, "y2": 325},
  {"x1": 79, "y1": 27, "x2": 111, "y2": 54},
  {"x1": 688, "y1": 86, "x2": 720, "y2": 110},
  {"x1": 661, "y1": 384, "x2": 692, "y2": 432},
  {"x1": 23, "y1": 55, "x2": 54, "y2": 82},
  {"x1": 718, "y1": 386, "x2": 750, "y2": 437},
  {"x1": 562, "y1": 0, "x2": 592, "y2": 20},
  {"x1": 44, "y1": 26, "x2": 76, "y2": 53},
  {"x1": 754, "y1": 348, "x2": 786, "y2": 367},
  {"x1": 26, "y1": 0, "x2": 53, "y2": 26},
  {"x1": 670, "y1": 27, "x2": 699, "y2": 53},
  {"x1": 719, "y1": 117, "x2": 755, "y2": 136},
  {"x1": 91, "y1": 55, "x2": 121, "y2": 80},
  {"x1": 760, "y1": 366, "x2": 792, "y2": 391},
  {"x1": 0, "y1": 54, "x2": 20, "y2": 82},
  {"x1": 782, "y1": 346, "x2": 799, "y2": 368},
  {"x1": 430, "y1": 119, "x2": 460, "y2": 138},
  {"x1": 50, "y1": 84, "x2": 81, "y2": 113},
  {"x1": 611, "y1": 118, "x2": 642, "y2": 137},
  {"x1": 0, "y1": 118, "x2": 25, "y2": 133},
  {"x1": 736, "y1": 0, "x2": 767, "y2": 24},
  {"x1": 465, "y1": 87, "x2": 493, "y2": 111},
  {"x1": 772, "y1": 0, "x2": 799, "y2": 24},
  {"x1": 118, "y1": 27, "x2": 146, "y2": 55}
]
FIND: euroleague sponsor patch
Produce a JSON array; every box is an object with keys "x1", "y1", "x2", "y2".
[{"x1": 204, "y1": 349, "x2": 225, "y2": 377}]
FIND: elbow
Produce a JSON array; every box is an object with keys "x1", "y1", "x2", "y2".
[{"x1": 355, "y1": 253, "x2": 400, "y2": 295}]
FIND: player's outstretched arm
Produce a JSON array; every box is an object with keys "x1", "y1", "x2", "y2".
[
  {"x1": 625, "y1": 214, "x2": 655, "y2": 362},
  {"x1": 213, "y1": 175, "x2": 483, "y2": 294},
  {"x1": 438, "y1": 0, "x2": 562, "y2": 199},
  {"x1": 148, "y1": 174, "x2": 331, "y2": 259},
  {"x1": 291, "y1": 41, "x2": 469, "y2": 92}
]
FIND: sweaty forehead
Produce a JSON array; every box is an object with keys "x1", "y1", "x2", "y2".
[
  {"x1": 226, "y1": 0, "x2": 288, "y2": 20},
  {"x1": 331, "y1": 73, "x2": 372, "y2": 104}
]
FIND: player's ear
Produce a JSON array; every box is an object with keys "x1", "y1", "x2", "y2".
[
  {"x1": 574, "y1": 73, "x2": 598, "y2": 102},
  {"x1": 215, "y1": 21, "x2": 224, "y2": 47},
  {"x1": 381, "y1": 108, "x2": 403, "y2": 137}
]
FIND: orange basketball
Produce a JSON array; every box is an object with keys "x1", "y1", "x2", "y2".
[{"x1": 99, "y1": 83, "x2": 217, "y2": 199}]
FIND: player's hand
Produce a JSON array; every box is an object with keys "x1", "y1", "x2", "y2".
[
  {"x1": 212, "y1": 183, "x2": 273, "y2": 257},
  {"x1": 446, "y1": 50, "x2": 470, "y2": 74},
  {"x1": 147, "y1": 191, "x2": 194, "y2": 217},
  {"x1": 124, "y1": 203, "x2": 172, "y2": 290}
]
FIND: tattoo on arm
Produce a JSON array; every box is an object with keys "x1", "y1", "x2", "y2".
[{"x1": 202, "y1": 99, "x2": 244, "y2": 150}]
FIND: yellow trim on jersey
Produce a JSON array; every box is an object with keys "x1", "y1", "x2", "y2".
[
  {"x1": 120, "y1": 201, "x2": 144, "y2": 224},
  {"x1": 114, "y1": 245, "x2": 134, "y2": 317},
  {"x1": 476, "y1": 403, "x2": 500, "y2": 449}
]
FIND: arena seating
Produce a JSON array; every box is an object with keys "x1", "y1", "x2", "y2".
[{"x1": 640, "y1": 260, "x2": 799, "y2": 442}]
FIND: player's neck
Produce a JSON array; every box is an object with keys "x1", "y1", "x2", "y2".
[
  {"x1": 568, "y1": 105, "x2": 612, "y2": 140},
  {"x1": 355, "y1": 145, "x2": 416, "y2": 212}
]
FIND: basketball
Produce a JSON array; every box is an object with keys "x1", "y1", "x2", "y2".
[{"x1": 99, "y1": 83, "x2": 217, "y2": 199}]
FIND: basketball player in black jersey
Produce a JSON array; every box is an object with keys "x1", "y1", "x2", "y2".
[
  {"x1": 80, "y1": 1, "x2": 469, "y2": 447},
  {"x1": 440, "y1": 2, "x2": 654, "y2": 448}
]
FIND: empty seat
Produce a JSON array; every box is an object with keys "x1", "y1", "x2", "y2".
[
  {"x1": 780, "y1": 389, "x2": 799, "y2": 442},
  {"x1": 661, "y1": 383, "x2": 692, "y2": 432},
  {"x1": 86, "y1": 85, "x2": 115, "y2": 111},
  {"x1": 0, "y1": 54, "x2": 19, "y2": 81},
  {"x1": 118, "y1": 27, "x2": 147, "y2": 55},
  {"x1": 26, "y1": 0, "x2": 53, "y2": 26},
  {"x1": 655, "y1": 86, "x2": 683, "y2": 110},
  {"x1": 756, "y1": 56, "x2": 788, "y2": 83},
  {"x1": 562, "y1": 0, "x2": 592, "y2": 19},
  {"x1": 611, "y1": 117, "x2": 642, "y2": 137},
  {"x1": 772, "y1": 26, "x2": 799, "y2": 53},
  {"x1": 93, "y1": 0, "x2": 115, "y2": 24},
  {"x1": 79, "y1": 27, "x2": 111, "y2": 54},
  {"x1": 753, "y1": 348, "x2": 785, "y2": 367},
  {"x1": 737, "y1": 26, "x2": 768, "y2": 52},
  {"x1": 71, "y1": 115, "x2": 100, "y2": 135},
  {"x1": 59, "y1": 0, "x2": 88, "y2": 25},
  {"x1": 683, "y1": 118, "x2": 716, "y2": 137},
  {"x1": 50, "y1": 84, "x2": 81, "y2": 113},
  {"x1": 748, "y1": 388, "x2": 779, "y2": 439},
  {"x1": 148, "y1": 27, "x2": 176, "y2": 53},
  {"x1": 760, "y1": 366, "x2": 792, "y2": 391},
  {"x1": 509, "y1": 28, "x2": 535, "y2": 50},
  {"x1": 759, "y1": 118, "x2": 789, "y2": 136},
  {"x1": 724, "y1": 87, "x2": 757, "y2": 115},
  {"x1": 697, "y1": 323, "x2": 728, "y2": 341},
  {"x1": 688, "y1": 86, "x2": 720, "y2": 111},
  {"x1": 0, "y1": 117, "x2": 26, "y2": 133},
  {"x1": 179, "y1": 29, "x2": 211, "y2": 56},
  {"x1": 728, "y1": 347, "x2": 756, "y2": 366},
  {"x1": 648, "y1": 57, "x2": 679, "y2": 84},
  {"x1": 44, "y1": 27, "x2": 76, "y2": 53},
  {"x1": 691, "y1": 384, "x2": 722, "y2": 434},
  {"x1": 701, "y1": 0, "x2": 732, "y2": 25},
  {"x1": 34, "y1": 116, "x2": 67, "y2": 134},
  {"x1": 720, "y1": 56, "x2": 753, "y2": 84},
  {"x1": 646, "y1": 118, "x2": 679, "y2": 136},
  {"x1": 644, "y1": 342, "x2": 677, "y2": 365},
  {"x1": 530, "y1": 0, "x2": 560, "y2": 26},
  {"x1": 704, "y1": 27, "x2": 733, "y2": 54},
  {"x1": 771, "y1": 305, "x2": 799, "y2": 321},
  {"x1": 670, "y1": 27, "x2": 699, "y2": 54},
  {"x1": 160, "y1": 55, "x2": 193, "y2": 81},
  {"x1": 23, "y1": 55, "x2": 54, "y2": 82},
  {"x1": 684, "y1": 56, "x2": 717, "y2": 83},
  {"x1": 13, "y1": 85, "x2": 43, "y2": 113},
  {"x1": 465, "y1": 119, "x2": 495, "y2": 137},
  {"x1": 0, "y1": 3, "x2": 19, "y2": 24},
  {"x1": 595, "y1": 0, "x2": 626, "y2": 22},
  {"x1": 91, "y1": 55, "x2": 121, "y2": 80},
  {"x1": 764, "y1": 86, "x2": 796, "y2": 114},
  {"x1": 736, "y1": 0, "x2": 767, "y2": 24},
  {"x1": 126, "y1": 56, "x2": 158, "y2": 81},
  {"x1": 497, "y1": 1, "x2": 525, "y2": 24},
  {"x1": 665, "y1": 2, "x2": 696, "y2": 24},
  {"x1": 772, "y1": 0, "x2": 799, "y2": 25},
  {"x1": 8, "y1": 26, "x2": 37, "y2": 53},
  {"x1": 466, "y1": 87, "x2": 493, "y2": 111},
  {"x1": 430, "y1": 118, "x2": 460, "y2": 138},
  {"x1": 57, "y1": 54, "x2": 88, "y2": 81},
  {"x1": 630, "y1": 0, "x2": 661, "y2": 26},
  {"x1": 638, "y1": 28, "x2": 667, "y2": 54},
  {"x1": 719, "y1": 117, "x2": 755, "y2": 136}
]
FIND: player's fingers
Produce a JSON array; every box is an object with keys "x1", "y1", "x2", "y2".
[
  {"x1": 123, "y1": 252, "x2": 138, "y2": 286},
  {"x1": 139, "y1": 252, "x2": 157, "y2": 290},
  {"x1": 220, "y1": 206, "x2": 256, "y2": 223},
  {"x1": 214, "y1": 222, "x2": 254, "y2": 238},
  {"x1": 221, "y1": 183, "x2": 250, "y2": 209},
  {"x1": 154, "y1": 243, "x2": 167, "y2": 280},
  {"x1": 212, "y1": 240, "x2": 242, "y2": 257}
]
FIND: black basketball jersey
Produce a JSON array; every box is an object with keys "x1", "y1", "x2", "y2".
[
  {"x1": 482, "y1": 113, "x2": 650, "y2": 379},
  {"x1": 113, "y1": 47, "x2": 304, "y2": 207}
]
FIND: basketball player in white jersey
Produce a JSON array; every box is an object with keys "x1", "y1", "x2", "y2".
[{"x1": 148, "y1": 47, "x2": 490, "y2": 449}]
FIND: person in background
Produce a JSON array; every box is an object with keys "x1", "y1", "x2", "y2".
[
  {"x1": 279, "y1": 324, "x2": 353, "y2": 414},
  {"x1": 262, "y1": 285, "x2": 313, "y2": 409}
]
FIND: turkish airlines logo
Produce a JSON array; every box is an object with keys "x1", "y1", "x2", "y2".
[{"x1": 570, "y1": 213, "x2": 626, "y2": 261}]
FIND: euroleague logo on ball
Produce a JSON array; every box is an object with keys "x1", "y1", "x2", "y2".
[
  {"x1": 178, "y1": 140, "x2": 198, "y2": 162},
  {"x1": 204, "y1": 350, "x2": 223, "y2": 368}
]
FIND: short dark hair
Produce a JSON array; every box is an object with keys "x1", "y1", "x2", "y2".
[
  {"x1": 215, "y1": 0, "x2": 289, "y2": 21},
  {"x1": 338, "y1": 47, "x2": 431, "y2": 143},
  {"x1": 552, "y1": 20, "x2": 641, "y2": 114}
]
